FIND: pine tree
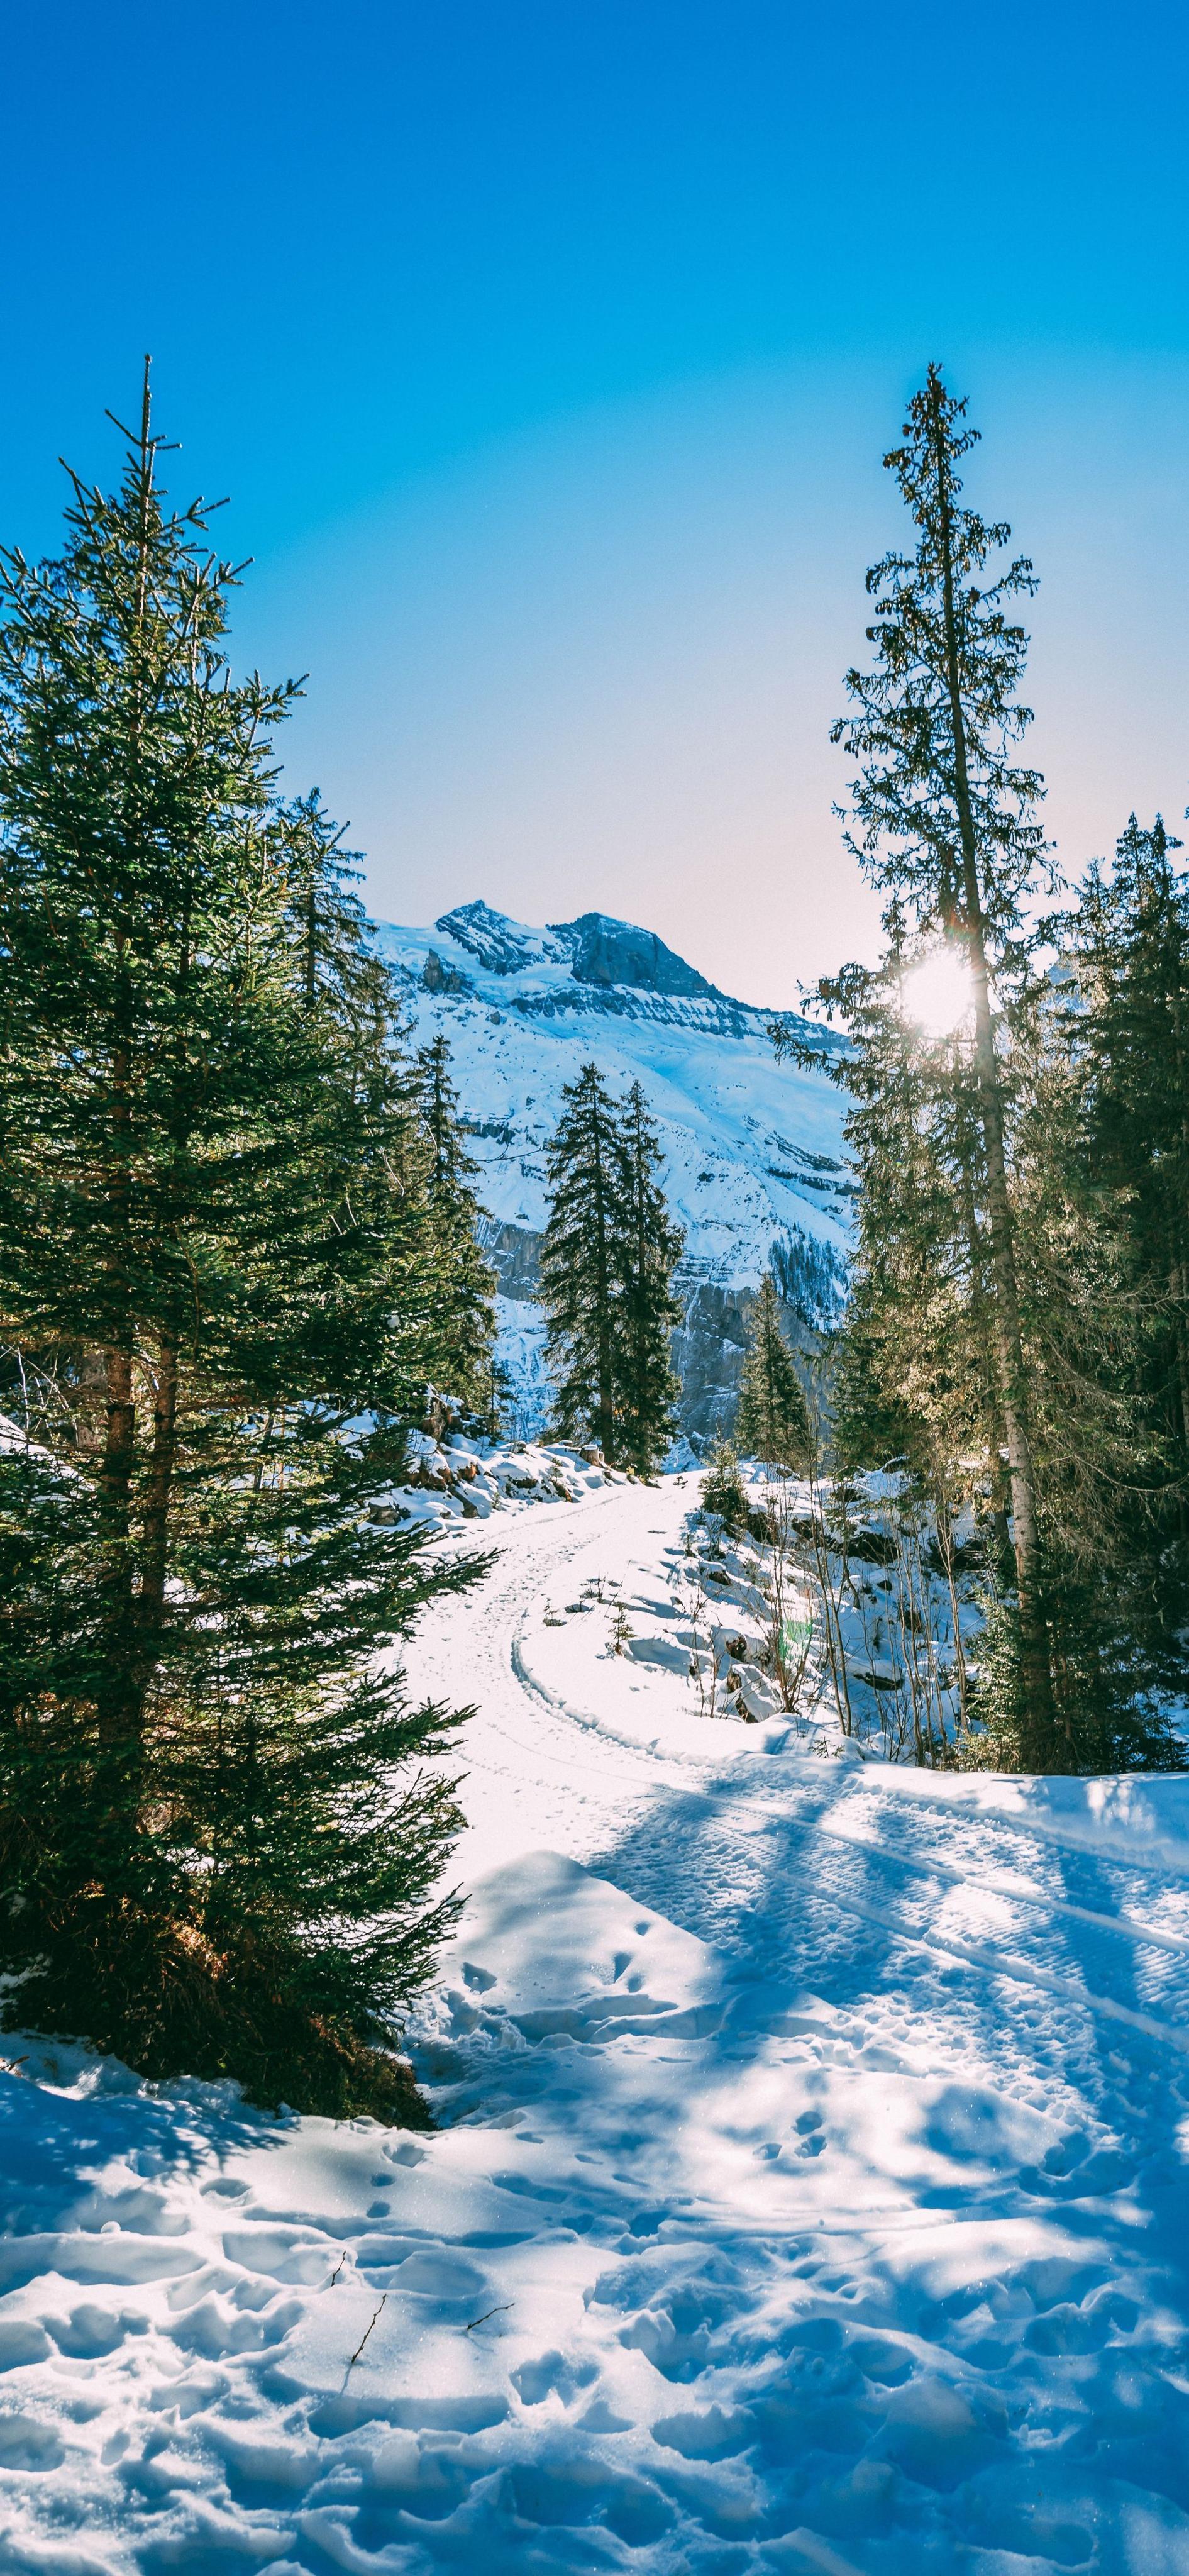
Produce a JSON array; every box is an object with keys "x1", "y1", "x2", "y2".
[
  {"x1": 701, "y1": 1437, "x2": 748, "y2": 1533},
  {"x1": 279, "y1": 786, "x2": 384, "y2": 1024},
  {"x1": 417, "y1": 1033, "x2": 497, "y2": 1411},
  {"x1": 736, "y1": 1273, "x2": 810, "y2": 1468},
  {"x1": 539, "y1": 1062, "x2": 629, "y2": 1461},
  {"x1": 807, "y1": 875, "x2": 1178, "y2": 1770},
  {"x1": 805, "y1": 935, "x2": 1002, "y2": 1526},
  {"x1": 830, "y1": 363, "x2": 1059, "y2": 1761},
  {"x1": 771, "y1": 374, "x2": 1183, "y2": 1770},
  {"x1": 617, "y1": 1080, "x2": 683, "y2": 1472},
  {"x1": 986, "y1": 960, "x2": 1175, "y2": 1763},
  {"x1": 1039, "y1": 816, "x2": 1189, "y2": 1709},
  {"x1": 0, "y1": 372, "x2": 478, "y2": 2111},
  {"x1": 1065, "y1": 818, "x2": 1189, "y2": 1488}
]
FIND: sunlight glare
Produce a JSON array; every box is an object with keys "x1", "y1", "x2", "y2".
[{"x1": 900, "y1": 945, "x2": 973, "y2": 1040}]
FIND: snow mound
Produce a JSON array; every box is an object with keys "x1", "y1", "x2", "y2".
[
  {"x1": 437, "y1": 1847, "x2": 721, "y2": 2043},
  {"x1": 378, "y1": 1429, "x2": 612, "y2": 1534}
]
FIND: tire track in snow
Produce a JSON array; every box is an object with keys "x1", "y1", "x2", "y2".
[
  {"x1": 412, "y1": 1480, "x2": 1189, "y2": 2068},
  {"x1": 509, "y1": 1618, "x2": 1189, "y2": 2049}
]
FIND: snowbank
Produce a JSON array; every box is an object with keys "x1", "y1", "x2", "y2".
[
  {"x1": 378, "y1": 1430, "x2": 612, "y2": 1535},
  {"x1": 866, "y1": 1760, "x2": 1189, "y2": 1875}
]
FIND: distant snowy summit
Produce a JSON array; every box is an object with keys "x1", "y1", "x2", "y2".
[
  {"x1": 374, "y1": 901, "x2": 851, "y2": 1445},
  {"x1": 385, "y1": 898, "x2": 844, "y2": 1039},
  {"x1": 428, "y1": 898, "x2": 722, "y2": 999}
]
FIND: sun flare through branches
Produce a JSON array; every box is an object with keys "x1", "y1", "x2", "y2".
[{"x1": 899, "y1": 941, "x2": 974, "y2": 1041}]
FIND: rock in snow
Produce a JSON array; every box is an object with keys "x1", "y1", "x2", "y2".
[
  {"x1": 2, "y1": 1474, "x2": 1188, "y2": 2572},
  {"x1": 376, "y1": 902, "x2": 851, "y2": 1443}
]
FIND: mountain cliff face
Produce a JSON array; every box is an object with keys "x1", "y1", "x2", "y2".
[{"x1": 375, "y1": 901, "x2": 851, "y2": 1446}]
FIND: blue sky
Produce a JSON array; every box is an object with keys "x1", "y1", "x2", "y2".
[{"x1": 6, "y1": 3, "x2": 1189, "y2": 1001}]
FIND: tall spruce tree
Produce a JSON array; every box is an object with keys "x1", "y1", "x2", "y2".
[
  {"x1": 540, "y1": 1069, "x2": 685, "y2": 1468},
  {"x1": 280, "y1": 787, "x2": 380, "y2": 1023},
  {"x1": 804, "y1": 934, "x2": 1003, "y2": 1525},
  {"x1": 1047, "y1": 817, "x2": 1189, "y2": 1690},
  {"x1": 830, "y1": 364, "x2": 1060, "y2": 1760},
  {"x1": 618, "y1": 1080, "x2": 683, "y2": 1472},
  {"x1": 539, "y1": 1062, "x2": 629, "y2": 1461},
  {"x1": 0, "y1": 374, "x2": 478, "y2": 2111},
  {"x1": 736, "y1": 1273, "x2": 810, "y2": 1469},
  {"x1": 998, "y1": 963, "x2": 1175, "y2": 1757},
  {"x1": 417, "y1": 1033, "x2": 497, "y2": 1411},
  {"x1": 809, "y1": 899, "x2": 1178, "y2": 1770},
  {"x1": 1064, "y1": 818, "x2": 1189, "y2": 1485}
]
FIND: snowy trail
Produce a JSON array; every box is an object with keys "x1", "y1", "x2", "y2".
[
  {"x1": 3, "y1": 1475, "x2": 1189, "y2": 2575},
  {"x1": 412, "y1": 1476, "x2": 1189, "y2": 2065}
]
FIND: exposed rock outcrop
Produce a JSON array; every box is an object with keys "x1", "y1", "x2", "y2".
[{"x1": 479, "y1": 1222, "x2": 812, "y2": 1452}]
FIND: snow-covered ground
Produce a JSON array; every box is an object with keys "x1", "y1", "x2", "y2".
[{"x1": 3, "y1": 1475, "x2": 1189, "y2": 2573}]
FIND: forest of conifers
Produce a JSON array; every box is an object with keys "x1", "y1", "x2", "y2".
[
  {"x1": 784, "y1": 366, "x2": 1189, "y2": 1780},
  {"x1": 1, "y1": 362, "x2": 1186, "y2": 2107}
]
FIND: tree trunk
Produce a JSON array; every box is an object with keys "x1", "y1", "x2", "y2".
[
  {"x1": 305, "y1": 877, "x2": 318, "y2": 1011},
  {"x1": 933, "y1": 1465, "x2": 970, "y2": 1733},
  {"x1": 138, "y1": 1334, "x2": 179, "y2": 1660},
  {"x1": 930, "y1": 384, "x2": 1059, "y2": 1755},
  {"x1": 1173, "y1": 1270, "x2": 1189, "y2": 1467},
  {"x1": 101, "y1": 1025, "x2": 138, "y2": 1759},
  {"x1": 99, "y1": 362, "x2": 155, "y2": 1802}
]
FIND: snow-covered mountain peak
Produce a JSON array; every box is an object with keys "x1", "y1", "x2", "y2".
[
  {"x1": 373, "y1": 899, "x2": 851, "y2": 1441},
  {"x1": 431, "y1": 899, "x2": 720, "y2": 1001},
  {"x1": 384, "y1": 899, "x2": 842, "y2": 1052},
  {"x1": 550, "y1": 910, "x2": 722, "y2": 1000},
  {"x1": 431, "y1": 899, "x2": 567, "y2": 979}
]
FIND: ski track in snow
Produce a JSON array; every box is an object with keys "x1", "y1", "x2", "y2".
[{"x1": 3, "y1": 1477, "x2": 1189, "y2": 2575}]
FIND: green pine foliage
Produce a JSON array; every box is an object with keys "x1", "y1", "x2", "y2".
[
  {"x1": 811, "y1": 939, "x2": 1003, "y2": 1502},
  {"x1": 823, "y1": 366, "x2": 1061, "y2": 1762},
  {"x1": 539, "y1": 1065, "x2": 683, "y2": 1470},
  {"x1": 700, "y1": 1438, "x2": 748, "y2": 1534},
  {"x1": 1013, "y1": 970, "x2": 1179, "y2": 1734},
  {"x1": 540, "y1": 1062, "x2": 628, "y2": 1462},
  {"x1": 1062, "y1": 818, "x2": 1189, "y2": 1512},
  {"x1": 736, "y1": 1274, "x2": 810, "y2": 1469},
  {"x1": 0, "y1": 378, "x2": 483, "y2": 2113},
  {"x1": 819, "y1": 923, "x2": 1180, "y2": 1772},
  {"x1": 418, "y1": 1033, "x2": 497, "y2": 1412},
  {"x1": 792, "y1": 370, "x2": 1186, "y2": 1774},
  {"x1": 618, "y1": 1081, "x2": 683, "y2": 1473}
]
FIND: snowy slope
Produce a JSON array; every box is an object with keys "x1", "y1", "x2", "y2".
[
  {"x1": 4, "y1": 1477, "x2": 1189, "y2": 2574},
  {"x1": 375, "y1": 901, "x2": 851, "y2": 1441}
]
